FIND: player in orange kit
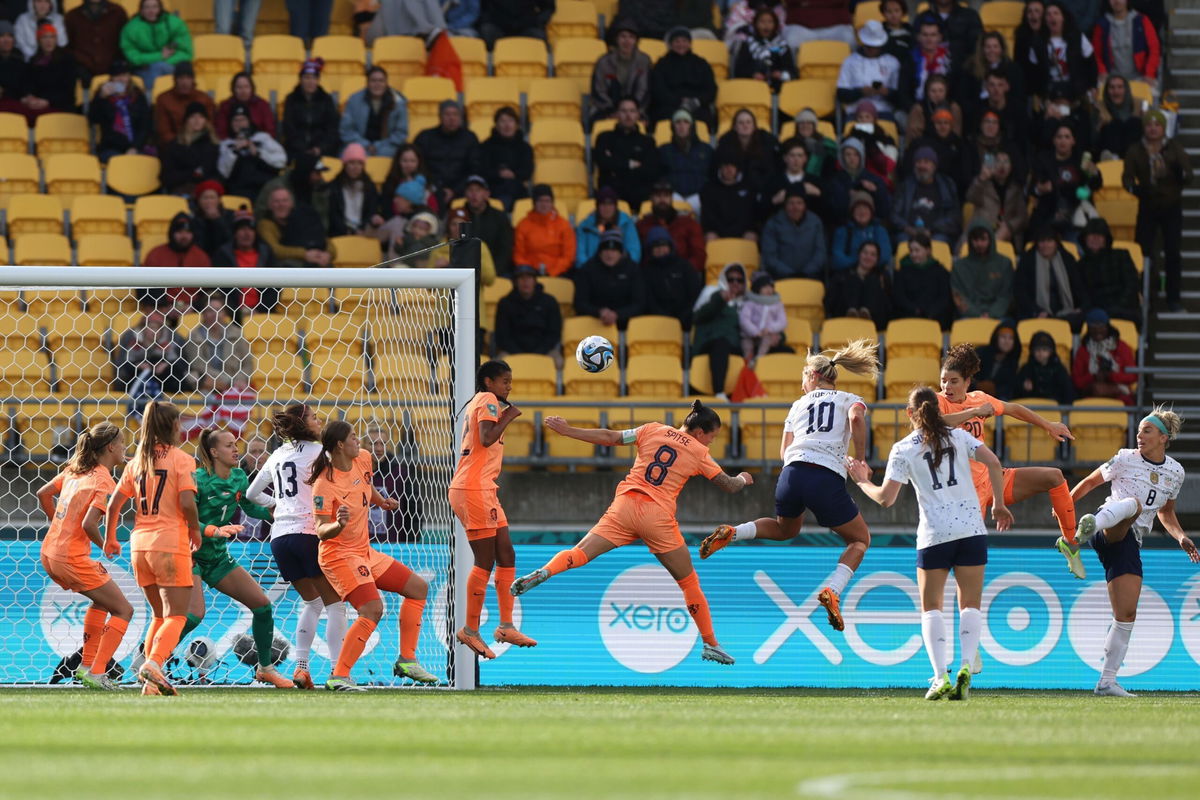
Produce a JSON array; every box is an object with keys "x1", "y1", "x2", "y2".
[
  {"x1": 35, "y1": 422, "x2": 134, "y2": 691},
  {"x1": 105, "y1": 401, "x2": 202, "y2": 696},
  {"x1": 449, "y1": 360, "x2": 537, "y2": 659},
  {"x1": 511, "y1": 400, "x2": 753, "y2": 665},
  {"x1": 308, "y1": 420, "x2": 437, "y2": 691},
  {"x1": 938, "y1": 343, "x2": 1085, "y2": 579}
]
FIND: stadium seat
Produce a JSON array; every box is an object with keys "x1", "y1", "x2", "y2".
[
  {"x1": 692, "y1": 39, "x2": 730, "y2": 80},
  {"x1": 53, "y1": 346, "x2": 112, "y2": 395},
  {"x1": 1110, "y1": 318, "x2": 1139, "y2": 353},
  {"x1": 465, "y1": 77, "x2": 521, "y2": 124},
  {"x1": 589, "y1": 116, "x2": 617, "y2": 146},
  {"x1": 253, "y1": 350, "x2": 305, "y2": 396},
  {"x1": 482, "y1": 280, "x2": 509, "y2": 330},
  {"x1": 511, "y1": 196, "x2": 571, "y2": 223},
  {"x1": 251, "y1": 35, "x2": 306, "y2": 76},
  {"x1": 21, "y1": 286, "x2": 81, "y2": 316},
  {"x1": 553, "y1": 37, "x2": 608, "y2": 93},
  {"x1": 1094, "y1": 195, "x2": 1139, "y2": 240},
  {"x1": 755, "y1": 353, "x2": 807, "y2": 398},
  {"x1": 219, "y1": 194, "x2": 252, "y2": 213},
  {"x1": 688, "y1": 354, "x2": 745, "y2": 396},
  {"x1": 625, "y1": 315, "x2": 683, "y2": 359},
  {"x1": 504, "y1": 354, "x2": 560, "y2": 397},
  {"x1": 1005, "y1": 398, "x2": 1061, "y2": 463},
  {"x1": 43, "y1": 154, "x2": 102, "y2": 202},
  {"x1": 132, "y1": 194, "x2": 189, "y2": 240},
  {"x1": 1113, "y1": 239, "x2": 1144, "y2": 273},
  {"x1": 530, "y1": 120, "x2": 586, "y2": 160},
  {"x1": 1128, "y1": 79, "x2": 1154, "y2": 106},
  {"x1": 950, "y1": 318, "x2": 1000, "y2": 349},
  {"x1": 106, "y1": 154, "x2": 161, "y2": 197},
  {"x1": 1016, "y1": 318, "x2": 1072, "y2": 366},
  {"x1": 193, "y1": 34, "x2": 245, "y2": 81},
  {"x1": 34, "y1": 113, "x2": 89, "y2": 155},
  {"x1": 242, "y1": 314, "x2": 301, "y2": 357},
  {"x1": 85, "y1": 288, "x2": 138, "y2": 315},
  {"x1": 798, "y1": 40, "x2": 851, "y2": 79},
  {"x1": 819, "y1": 316, "x2": 876, "y2": 352},
  {"x1": 175, "y1": 0, "x2": 215, "y2": 32},
  {"x1": 328, "y1": 0, "x2": 359, "y2": 36},
  {"x1": 312, "y1": 35, "x2": 367, "y2": 76},
  {"x1": 534, "y1": 158, "x2": 589, "y2": 207},
  {"x1": 540, "y1": 276, "x2": 575, "y2": 318},
  {"x1": 303, "y1": 312, "x2": 367, "y2": 352},
  {"x1": 494, "y1": 37, "x2": 550, "y2": 90},
  {"x1": 883, "y1": 357, "x2": 940, "y2": 400},
  {"x1": 885, "y1": 318, "x2": 943, "y2": 361},
  {"x1": 402, "y1": 76, "x2": 458, "y2": 133},
  {"x1": 717, "y1": 79, "x2": 772, "y2": 128},
  {"x1": 527, "y1": 78, "x2": 583, "y2": 123},
  {"x1": 738, "y1": 402, "x2": 789, "y2": 462},
  {"x1": 548, "y1": 1, "x2": 599, "y2": 43},
  {"x1": 372, "y1": 36, "x2": 426, "y2": 78},
  {"x1": 562, "y1": 318, "x2": 617, "y2": 363},
  {"x1": 893, "y1": 240, "x2": 953, "y2": 270},
  {"x1": 1095, "y1": 160, "x2": 1125, "y2": 200},
  {"x1": 330, "y1": 235, "x2": 382, "y2": 268},
  {"x1": 653, "y1": 117, "x2": 711, "y2": 146},
  {"x1": 705, "y1": 238, "x2": 759, "y2": 283},
  {"x1": 312, "y1": 352, "x2": 366, "y2": 396},
  {"x1": 77, "y1": 234, "x2": 134, "y2": 266},
  {"x1": 786, "y1": 318, "x2": 813, "y2": 353},
  {"x1": 778, "y1": 79, "x2": 837, "y2": 121},
  {"x1": 7, "y1": 195, "x2": 64, "y2": 238},
  {"x1": 363, "y1": 156, "x2": 392, "y2": 189},
  {"x1": 871, "y1": 406, "x2": 910, "y2": 461},
  {"x1": 0, "y1": 112, "x2": 28, "y2": 152},
  {"x1": 0, "y1": 313, "x2": 40, "y2": 350},
  {"x1": 775, "y1": 278, "x2": 825, "y2": 328},
  {"x1": 0, "y1": 153, "x2": 40, "y2": 210},
  {"x1": 853, "y1": 2, "x2": 885, "y2": 26},
  {"x1": 639, "y1": 39, "x2": 666, "y2": 62},
  {"x1": 70, "y1": 194, "x2": 128, "y2": 237},
  {"x1": 539, "y1": 402, "x2": 601, "y2": 461},
  {"x1": 14, "y1": 233, "x2": 70, "y2": 266},
  {"x1": 563, "y1": 367, "x2": 619, "y2": 397},
  {"x1": 980, "y1": 1, "x2": 1026, "y2": 43},
  {"x1": 1070, "y1": 398, "x2": 1129, "y2": 463},
  {"x1": 450, "y1": 36, "x2": 489, "y2": 78},
  {"x1": 334, "y1": 75, "x2": 366, "y2": 110}
]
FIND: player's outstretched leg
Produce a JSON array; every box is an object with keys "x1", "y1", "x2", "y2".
[
  {"x1": 701, "y1": 516, "x2": 799, "y2": 560},
  {"x1": 510, "y1": 545, "x2": 590, "y2": 596},
  {"x1": 1010, "y1": 467, "x2": 1085, "y2": 579}
]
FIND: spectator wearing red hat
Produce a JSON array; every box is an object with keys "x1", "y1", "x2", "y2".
[
  {"x1": 190, "y1": 180, "x2": 233, "y2": 258},
  {"x1": 214, "y1": 72, "x2": 275, "y2": 139},
  {"x1": 328, "y1": 142, "x2": 385, "y2": 237},
  {"x1": 22, "y1": 20, "x2": 77, "y2": 117},
  {"x1": 213, "y1": 208, "x2": 278, "y2": 313},
  {"x1": 153, "y1": 60, "x2": 213, "y2": 144},
  {"x1": 119, "y1": 0, "x2": 193, "y2": 94},
  {"x1": 160, "y1": 101, "x2": 219, "y2": 194},
  {"x1": 66, "y1": 0, "x2": 128, "y2": 81},
  {"x1": 87, "y1": 57, "x2": 151, "y2": 160},
  {"x1": 282, "y1": 57, "x2": 340, "y2": 160},
  {"x1": 16, "y1": 0, "x2": 65, "y2": 60}
]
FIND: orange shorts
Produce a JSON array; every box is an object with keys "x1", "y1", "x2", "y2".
[
  {"x1": 973, "y1": 465, "x2": 1017, "y2": 512},
  {"x1": 320, "y1": 546, "x2": 398, "y2": 600},
  {"x1": 41, "y1": 554, "x2": 111, "y2": 593},
  {"x1": 589, "y1": 492, "x2": 685, "y2": 555},
  {"x1": 449, "y1": 488, "x2": 507, "y2": 538},
  {"x1": 131, "y1": 550, "x2": 193, "y2": 588}
]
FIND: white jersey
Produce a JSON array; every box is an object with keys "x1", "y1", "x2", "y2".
[
  {"x1": 246, "y1": 440, "x2": 322, "y2": 540},
  {"x1": 884, "y1": 427, "x2": 986, "y2": 549},
  {"x1": 781, "y1": 389, "x2": 866, "y2": 478},
  {"x1": 1099, "y1": 449, "x2": 1185, "y2": 544}
]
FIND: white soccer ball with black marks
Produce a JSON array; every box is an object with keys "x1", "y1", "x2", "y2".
[
  {"x1": 576, "y1": 335, "x2": 615, "y2": 373},
  {"x1": 185, "y1": 636, "x2": 218, "y2": 670}
]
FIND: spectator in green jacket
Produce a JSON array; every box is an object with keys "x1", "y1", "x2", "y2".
[
  {"x1": 119, "y1": 0, "x2": 193, "y2": 94},
  {"x1": 690, "y1": 262, "x2": 746, "y2": 400},
  {"x1": 951, "y1": 218, "x2": 1014, "y2": 320}
]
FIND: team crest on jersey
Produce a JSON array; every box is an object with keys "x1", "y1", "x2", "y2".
[
  {"x1": 314, "y1": 496, "x2": 325, "y2": 510},
  {"x1": 1151, "y1": 472, "x2": 1160, "y2": 484},
  {"x1": 487, "y1": 403, "x2": 498, "y2": 415}
]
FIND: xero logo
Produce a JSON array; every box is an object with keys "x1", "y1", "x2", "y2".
[{"x1": 599, "y1": 565, "x2": 697, "y2": 673}]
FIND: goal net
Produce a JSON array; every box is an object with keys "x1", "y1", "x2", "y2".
[{"x1": 0, "y1": 266, "x2": 477, "y2": 689}]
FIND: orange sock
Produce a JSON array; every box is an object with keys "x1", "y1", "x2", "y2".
[
  {"x1": 334, "y1": 617, "x2": 377, "y2": 677},
  {"x1": 143, "y1": 617, "x2": 163, "y2": 660},
  {"x1": 149, "y1": 615, "x2": 185, "y2": 665},
  {"x1": 399, "y1": 597, "x2": 425, "y2": 662},
  {"x1": 545, "y1": 547, "x2": 589, "y2": 576},
  {"x1": 676, "y1": 571, "x2": 717, "y2": 646},
  {"x1": 466, "y1": 566, "x2": 489, "y2": 630},
  {"x1": 494, "y1": 567, "x2": 515, "y2": 625},
  {"x1": 1049, "y1": 482, "x2": 1077, "y2": 543},
  {"x1": 81, "y1": 607, "x2": 108, "y2": 669},
  {"x1": 90, "y1": 616, "x2": 129, "y2": 676}
]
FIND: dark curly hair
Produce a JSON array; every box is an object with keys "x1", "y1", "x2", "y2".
[{"x1": 942, "y1": 343, "x2": 981, "y2": 380}]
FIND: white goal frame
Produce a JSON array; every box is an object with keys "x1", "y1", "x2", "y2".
[{"x1": 0, "y1": 266, "x2": 479, "y2": 690}]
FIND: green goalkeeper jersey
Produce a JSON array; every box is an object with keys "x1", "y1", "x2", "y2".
[{"x1": 193, "y1": 468, "x2": 273, "y2": 561}]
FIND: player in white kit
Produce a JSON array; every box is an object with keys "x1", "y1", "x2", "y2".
[
  {"x1": 850, "y1": 386, "x2": 1013, "y2": 701},
  {"x1": 1069, "y1": 406, "x2": 1197, "y2": 697},
  {"x1": 246, "y1": 403, "x2": 348, "y2": 689}
]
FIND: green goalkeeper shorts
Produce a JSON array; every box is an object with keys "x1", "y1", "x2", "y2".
[{"x1": 192, "y1": 550, "x2": 241, "y2": 588}]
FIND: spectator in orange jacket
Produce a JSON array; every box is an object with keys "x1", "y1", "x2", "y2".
[
  {"x1": 513, "y1": 183, "x2": 576, "y2": 277},
  {"x1": 153, "y1": 60, "x2": 214, "y2": 145},
  {"x1": 1071, "y1": 307, "x2": 1137, "y2": 405}
]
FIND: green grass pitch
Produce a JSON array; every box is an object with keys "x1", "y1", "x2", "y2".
[{"x1": 2, "y1": 687, "x2": 1199, "y2": 799}]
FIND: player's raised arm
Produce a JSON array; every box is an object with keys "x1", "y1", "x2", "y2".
[
  {"x1": 1156, "y1": 500, "x2": 1199, "y2": 562},
  {"x1": 1069, "y1": 467, "x2": 1107, "y2": 505},
  {"x1": 710, "y1": 471, "x2": 754, "y2": 493},
  {"x1": 479, "y1": 402, "x2": 522, "y2": 447},
  {"x1": 544, "y1": 415, "x2": 624, "y2": 446},
  {"x1": 1001, "y1": 400, "x2": 1074, "y2": 441},
  {"x1": 942, "y1": 402, "x2": 995, "y2": 428}
]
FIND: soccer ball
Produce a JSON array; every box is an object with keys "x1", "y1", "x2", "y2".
[
  {"x1": 576, "y1": 335, "x2": 615, "y2": 373},
  {"x1": 232, "y1": 632, "x2": 291, "y2": 667},
  {"x1": 185, "y1": 636, "x2": 218, "y2": 670}
]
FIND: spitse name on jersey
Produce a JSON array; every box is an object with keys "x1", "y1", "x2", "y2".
[
  {"x1": 885, "y1": 428, "x2": 987, "y2": 549},
  {"x1": 781, "y1": 390, "x2": 865, "y2": 477},
  {"x1": 1100, "y1": 448, "x2": 1185, "y2": 541}
]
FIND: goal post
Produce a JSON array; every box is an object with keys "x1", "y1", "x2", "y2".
[{"x1": 0, "y1": 266, "x2": 477, "y2": 689}]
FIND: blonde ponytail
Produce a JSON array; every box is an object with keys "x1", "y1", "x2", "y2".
[{"x1": 806, "y1": 338, "x2": 880, "y2": 385}]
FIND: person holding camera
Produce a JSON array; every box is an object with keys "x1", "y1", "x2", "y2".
[
  {"x1": 87, "y1": 57, "x2": 150, "y2": 162},
  {"x1": 217, "y1": 103, "x2": 286, "y2": 200},
  {"x1": 836, "y1": 21, "x2": 901, "y2": 119}
]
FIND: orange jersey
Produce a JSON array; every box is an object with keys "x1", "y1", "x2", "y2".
[
  {"x1": 938, "y1": 390, "x2": 1006, "y2": 483},
  {"x1": 115, "y1": 447, "x2": 198, "y2": 555},
  {"x1": 41, "y1": 467, "x2": 115, "y2": 561},
  {"x1": 615, "y1": 422, "x2": 723, "y2": 515},
  {"x1": 312, "y1": 451, "x2": 374, "y2": 557},
  {"x1": 449, "y1": 392, "x2": 504, "y2": 491}
]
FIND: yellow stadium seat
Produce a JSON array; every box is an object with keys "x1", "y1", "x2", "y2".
[
  {"x1": 53, "y1": 346, "x2": 113, "y2": 395},
  {"x1": 778, "y1": 79, "x2": 837, "y2": 120},
  {"x1": 372, "y1": 36, "x2": 426, "y2": 79},
  {"x1": 527, "y1": 78, "x2": 583, "y2": 123},
  {"x1": 589, "y1": 116, "x2": 617, "y2": 146},
  {"x1": 132, "y1": 194, "x2": 189, "y2": 241},
  {"x1": 0, "y1": 313, "x2": 40, "y2": 349},
  {"x1": 1070, "y1": 398, "x2": 1129, "y2": 463},
  {"x1": 692, "y1": 39, "x2": 729, "y2": 81},
  {"x1": 319, "y1": 154, "x2": 344, "y2": 181},
  {"x1": 0, "y1": 153, "x2": 40, "y2": 210},
  {"x1": 548, "y1": 1, "x2": 599, "y2": 43},
  {"x1": 1016, "y1": 318, "x2": 1072, "y2": 366},
  {"x1": 219, "y1": 194, "x2": 252, "y2": 213},
  {"x1": 530, "y1": 120, "x2": 586, "y2": 161},
  {"x1": 494, "y1": 37, "x2": 550, "y2": 90},
  {"x1": 483, "y1": 280, "x2": 509, "y2": 330},
  {"x1": 71, "y1": 194, "x2": 127, "y2": 237},
  {"x1": 562, "y1": 318, "x2": 617, "y2": 363},
  {"x1": 854, "y1": 3, "x2": 886, "y2": 26},
  {"x1": 653, "y1": 117, "x2": 711, "y2": 146},
  {"x1": 14, "y1": 233, "x2": 70, "y2": 266},
  {"x1": 193, "y1": 34, "x2": 245, "y2": 81},
  {"x1": 980, "y1": 1, "x2": 1025, "y2": 42},
  {"x1": 1113, "y1": 239, "x2": 1144, "y2": 274},
  {"x1": 242, "y1": 314, "x2": 300, "y2": 357},
  {"x1": 402, "y1": 76, "x2": 458, "y2": 129},
  {"x1": 534, "y1": 158, "x2": 589, "y2": 206},
  {"x1": 303, "y1": 313, "x2": 366, "y2": 353},
  {"x1": 363, "y1": 155, "x2": 392, "y2": 189},
  {"x1": 705, "y1": 238, "x2": 759, "y2": 283},
  {"x1": 0, "y1": 350, "x2": 49, "y2": 395},
  {"x1": 0, "y1": 112, "x2": 27, "y2": 152},
  {"x1": 553, "y1": 37, "x2": 608, "y2": 93},
  {"x1": 21, "y1": 287, "x2": 81, "y2": 317},
  {"x1": 85, "y1": 288, "x2": 138, "y2": 315},
  {"x1": 1095, "y1": 160, "x2": 1125, "y2": 200},
  {"x1": 512, "y1": 195, "x2": 571, "y2": 223},
  {"x1": 541, "y1": 275, "x2": 575, "y2": 318},
  {"x1": 251, "y1": 35, "x2": 306, "y2": 76},
  {"x1": 755, "y1": 353, "x2": 807, "y2": 398},
  {"x1": 175, "y1": 0, "x2": 215, "y2": 32},
  {"x1": 639, "y1": 39, "x2": 666, "y2": 62},
  {"x1": 35, "y1": 113, "x2": 89, "y2": 155},
  {"x1": 886, "y1": 318, "x2": 943, "y2": 361},
  {"x1": 77, "y1": 234, "x2": 134, "y2": 266},
  {"x1": 950, "y1": 317, "x2": 1000, "y2": 349},
  {"x1": 738, "y1": 402, "x2": 789, "y2": 462},
  {"x1": 450, "y1": 36, "x2": 489, "y2": 78},
  {"x1": 503, "y1": 354, "x2": 560, "y2": 398},
  {"x1": 870, "y1": 405, "x2": 913, "y2": 460},
  {"x1": 7, "y1": 195, "x2": 64, "y2": 238},
  {"x1": 312, "y1": 35, "x2": 367, "y2": 76},
  {"x1": 819, "y1": 316, "x2": 876, "y2": 351},
  {"x1": 626, "y1": 316, "x2": 683, "y2": 359},
  {"x1": 253, "y1": 350, "x2": 305, "y2": 396},
  {"x1": 884, "y1": 357, "x2": 940, "y2": 399},
  {"x1": 563, "y1": 367, "x2": 619, "y2": 397},
  {"x1": 312, "y1": 352, "x2": 366, "y2": 396},
  {"x1": 1128, "y1": 80, "x2": 1153, "y2": 106},
  {"x1": 43, "y1": 154, "x2": 102, "y2": 201},
  {"x1": 106, "y1": 154, "x2": 161, "y2": 196},
  {"x1": 688, "y1": 354, "x2": 745, "y2": 396},
  {"x1": 335, "y1": 75, "x2": 366, "y2": 110},
  {"x1": 331, "y1": 235, "x2": 382, "y2": 267},
  {"x1": 1110, "y1": 318, "x2": 1140, "y2": 353},
  {"x1": 798, "y1": 40, "x2": 851, "y2": 79},
  {"x1": 539, "y1": 401, "x2": 601, "y2": 461},
  {"x1": 1094, "y1": 196, "x2": 1139, "y2": 240},
  {"x1": 775, "y1": 277, "x2": 825, "y2": 328},
  {"x1": 1005, "y1": 398, "x2": 1061, "y2": 463},
  {"x1": 786, "y1": 317, "x2": 813, "y2": 353},
  {"x1": 465, "y1": 77, "x2": 522, "y2": 124},
  {"x1": 894, "y1": 239, "x2": 953, "y2": 270},
  {"x1": 717, "y1": 79, "x2": 771, "y2": 128}
]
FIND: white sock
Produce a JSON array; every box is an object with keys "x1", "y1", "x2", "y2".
[
  {"x1": 733, "y1": 521, "x2": 758, "y2": 541},
  {"x1": 827, "y1": 563, "x2": 854, "y2": 595},
  {"x1": 921, "y1": 610, "x2": 947, "y2": 678},
  {"x1": 958, "y1": 607, "x2": 983, "y2": 671},
  {"x1": 324, "y1": 601, "x2": 348, "y2": 662},
  {"x1": 294, "y1": 597, "x2": 324, "y2": 663},
  {"x1": 1100, "y1": 619, "x2": 1134, "y2": 685},
  {"x1": 1094, "y1": 497, "x2": 1141, "y2": 532}
]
